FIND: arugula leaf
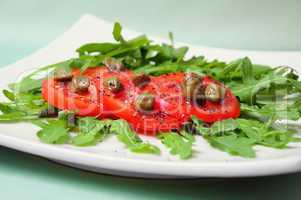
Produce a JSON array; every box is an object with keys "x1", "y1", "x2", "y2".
[
  {"x1": 179, "y1": 130, "x2": 196, "y2": 143},
  {"x1": 3, "y1": 89, "x2": 15, "y2": 101},
  {"x1": 10, "y1": 59, "x2": 72, "y2": 93},
  {"x1": 107, "y1": 35, "x2": 150, "y2": 57},
  {"x1": 0, "y1": 112, "x2": 38, "y2": 122},
  {"x1": 168, "y1": 32, "x2": 174, "y2": 46},
  {"x1": 0, "y1": 102, "x2": 15, "y2": 114},
  {"x1": 77, "y1": 55, "x2": 102, "y2": 72},
  {"x1": 113, "y1": 22, "x2": 123, "y2": 42},
  {"x1": 230, "y1": 73, "x2": 289, "y2": 103},
  {"x1": 206, "y1": 134, "x2": 256, "y2": 158},
  {"x1": 72, "y1": 117, "x2": 110, "y2": 146},
  {"x1": 260, "y1": 130, "x2": 293, "y2": 148},
  {"x1": 192, "y1": 116, "x2": 237, "y2": 136},
  {"x1": 240, "y1": 57, "x2": 254, "y2": 84},
  {"x1": 76, "y1": 43, "x2": 118, "y2": 56},
  {"x1": 259, "y1": 103, "x2": 300, "y2": 121},
  {"x1": 209, "y1": 119, "x2": 238, "y2": 135},
  {"x1": 240, "y1": 103, "x2": 300, "y2": 121},
  {"x1": 37, "y1": 120, "x2": 70, "y2": 144},
  {"x1": 235, "y1": 118, "x2": 266, "y2": 142},
  {"x1": 110, "y1": 120, "x2": 160, "y2": 154},
  {"x1": 158, "y1": 132, "x2": 193, "y2": 159},
  {"x1": 192, "y1": 115, "x2": 298, "y2": 157}
]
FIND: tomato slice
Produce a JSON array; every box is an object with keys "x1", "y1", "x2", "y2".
[
  {"x1": 42, "y1": 68, "x2": 103, "y2": 117},
  {"x1": 96, "y1": 68, "x2": 188, "y2": 134},
  {"x1": 152, "y1": 73, "x2": 240, "y2": 123},
  {"x1": 42, "y1": 66, "x2": 240, "y2": 134},
  {"x1": 190, "y1": 76, "x2": 240, "y2": 122}
]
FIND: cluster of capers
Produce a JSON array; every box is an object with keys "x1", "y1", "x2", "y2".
[
  {"x1": 182, "y1": 73, "x2": 225, "y2": 104},
  {"x1": 102, "y1": 75, "x2": 154, "y2": 113},
  {"x1": 53, "y1": 67, "x2": 90, "y2": 92}
]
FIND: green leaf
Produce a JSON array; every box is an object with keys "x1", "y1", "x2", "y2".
[
  {"x1": 106, "y1": 35, "x2": 150, "y2": 57},
  {"x1": 231, "y1": 73, "x2": 289, "y2": 103},
  {"x1": 259, "y1": 103, "x2": 300, "y2": 121},
  {"x1": 0, "y1": 103, "x2": 15, "y2": 114},
  {"x1": 76, "y1": 43, "x2": 118, "y2": 55},
  {"x1": 3, "y1": 89, "x2": 15, "y2": 101},
  {"x1": 240, "y1": 102, "x2": 300, "y2": 121},
  {"x1": 207, "y1": 134, "x2": 256, "y2": 158},
  {"x1": 260, "y1": 130, "x2": 292, "y2": 148},
  {"x1": 192, "y1": 116, "x2": 238, "y2": 136},
  {"x1": 158, "y1": 132, "x2": 193, "y2": 159},
  {"x1": 179, "y1": 130, "x2": 196, "y2": 143},
  {"x1": 37, "y1": 120, "x2": 70, "y2": 144},
  {"x1": 0, "y1": 112, "x2": 38, "y2": 122},
  {"x1": 239, "y1": 57, "x2": 254, "y2": 84},
  {"x1": 78, "y1": 56, "x2": 102, "y2": 72},
  {"x1": 191, "y1": 115, "x2": 210, "y2": 135},
  {"x1": 209, "y1": 119, "x2": 238, "y2": 135},
  {"x1": 113, "y1": 22, "x2": 123, "y2": 42},
  {"x1": 10, "y1": 59, "x2": 72, "y2": 93},
  {"x1": 168, "y1": 32, "x2": 174, "y2": 46},
  {"x1": 72, "y1": 117, "x2": 110, "y2": 146},
  {"x1": 110, "y1": 119, "x2": 160, "y2": 154}
]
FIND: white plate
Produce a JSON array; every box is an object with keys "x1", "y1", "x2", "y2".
[{"x1": 0, "y1": 14, "x2": 301, "y2": 178}]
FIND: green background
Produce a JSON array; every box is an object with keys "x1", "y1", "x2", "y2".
[{"x1": 1, "y1": 0, "x2": 301, "y2": 199}]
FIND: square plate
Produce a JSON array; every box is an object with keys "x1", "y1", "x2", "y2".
[{"x1": 0, "y1": 14, "x2": 301, "y2": 178}]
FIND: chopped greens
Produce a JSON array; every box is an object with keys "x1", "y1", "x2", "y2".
[{"x1": 0, "y1": 22, "x2": 300, "y2": 159}]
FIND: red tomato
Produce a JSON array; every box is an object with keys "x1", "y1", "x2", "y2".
[
  {"x1": 97, "y1": 68, "x2": 189, "y2": 134},
  {"x1": 42, "y1": 68, "x2": 104, "y2": 117},
  {"x1": 153, "y1": 73, "x2": 240, "y2": 123},
  {"x1": 190, "y1": 76, "x2": 240, "y2": 122},
  {"x1": 42, "y1": 67, "x2": 240, "y2": 134}
]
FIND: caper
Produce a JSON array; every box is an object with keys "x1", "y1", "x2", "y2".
[
  {"x1": 132, "y1": 74, "x2": 150, "y2": 87},
  {"x1": 72, "y1": 76, "x2": 90, "y2": 92},
  {"x1": 53, "y1": 68, "x2": 73, "y2": 81},
  {"x1": 39, "y1": 106, "x2": 58, "y2": 118},
  {"x1": 136, "y1": 93, "x2": 155, "y2": 113},
  {"x1": 104, "y1": 57, "x2": 125, "y2": 72},
  {"x1": 104, "y1": 77, "x2": 123, "y2": 93},
  {"x1": 204, "y1": 83, "x2": 225, "y2": 102},
  {"x1": 182, "y1": 73, "x2": 204, "y2": 101}
]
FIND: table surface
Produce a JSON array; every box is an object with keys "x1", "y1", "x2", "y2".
[{"x1": 1, "y1": 1, "x2": 301, "y2": 199}]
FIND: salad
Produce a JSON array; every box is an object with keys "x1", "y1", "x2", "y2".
[{"x1": 1, "y1": 22, "x2": 301, "y2": 159}]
